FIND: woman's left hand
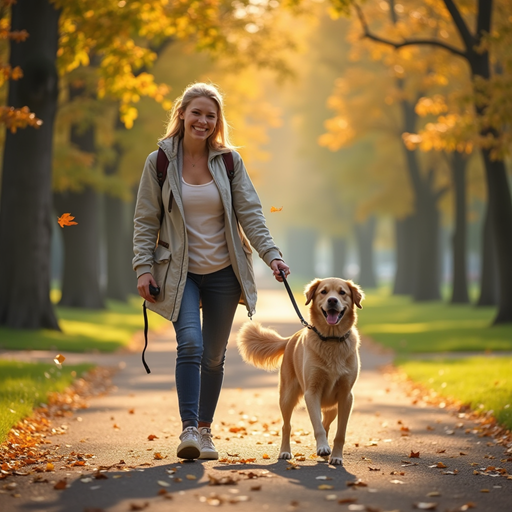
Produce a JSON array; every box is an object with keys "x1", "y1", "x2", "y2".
[{"x1": 270, "y1": 259, "x2": 290, "y2": 282}]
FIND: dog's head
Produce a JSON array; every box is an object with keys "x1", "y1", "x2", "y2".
[{"x1": 304, "y1": 277, "x2": 364, "y2": 327}]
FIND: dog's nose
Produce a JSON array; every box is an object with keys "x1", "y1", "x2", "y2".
[{"x1": 327, "y1": 297, "x2": 339, "y2": 306}]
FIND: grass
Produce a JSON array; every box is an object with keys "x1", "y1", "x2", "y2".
[
  {"x1": 358, "y1": 288, "x2": 512, "y2": 431},
  {"x1": 0, "y1": 295, "x2": 167, "y2": 352},
  {"x1": 397, "y1": 357, "x2": 512, "y2": 430},
  {"x1": 0, "y1": 360, "x2": 93, "y2": 443},
  {"x1": 357, "y1": 287, "x2": 512, "y2": 353}
]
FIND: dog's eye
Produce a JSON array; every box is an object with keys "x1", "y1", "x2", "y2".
[
  {"x1": 320, "y1": 290, "x2": 327, "y2": 295},
  {"x1": 340, "y1": 290, "x2": 346, "y2": 295}
]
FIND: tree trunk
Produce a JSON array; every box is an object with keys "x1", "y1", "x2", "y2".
[
  {"x1": 53, "y1": 83, "x2": 105, "y2": 309},
  {"x1": 450, "y1": 152, "x2": 470, "y2": 304},
  {"x1": 481, "y1": 152, "x2": 512, "y2": 323},
  {"x1": 287, "y1": 227, "x2": 318, "y2": 280},
  {"x1": 476, "y1": 202, "x2": 498, "y2": 306},
  {"x1": 331, "y1": 236, "x2": 347, "y2": 279},
  {"x1": 393, "y1": 216, "x2": 416, "y2": 295},
  {"x1": 355, "y1": 216, "x2": 377, "y2": 288},
  {"x1": 0, "y1": 0, "x2": 60, "y2": 329}
]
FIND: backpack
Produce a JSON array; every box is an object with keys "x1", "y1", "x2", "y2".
[{"x1": 142, "y1": 148, "x2": 235, "y2": 374}]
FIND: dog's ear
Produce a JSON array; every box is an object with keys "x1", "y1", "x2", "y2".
[
  {"x1": 347, "y1": 280, "x2": 365, "y2": 309},
  {"x1": 304, "y1": 278, "x2": 322, "y2": 306}
]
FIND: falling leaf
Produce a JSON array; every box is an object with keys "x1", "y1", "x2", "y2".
[
  {"x1": 414, "y1": 503, "x2": 437, "y2": 510},
  {"x1": 270, "y1": 206, "x2": 283, "y2": 212},
  {"x1": 54, "y1": 354, "x2": 65, "y2": 367},
  {"x1": 410, "y1": 451, "x2": 420, "y2": 458},
  {"x1": 58, "y1": 213, "x2": 78, "y2": 228},
  {"x1": 148, "y1": 434, "x2": 158, "y2": 441}
]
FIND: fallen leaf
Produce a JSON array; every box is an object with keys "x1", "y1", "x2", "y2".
[
  {"x1": 318, "y1": 484, "x2": 334, "y2": 490},
  {"x1": 338, "y1": 498, "x2": 358, "y2": 504},
  {"x1": 480, "y1": 489, "x2": 490, "y2": 493},
  {"x1": 54, "y1": 479, "x2": 68, "y2": 490},
  {"x1": 46, "y1": 462, "x2": 54, "y2": 472},
  {"x1": 186, "y1": 474, "x2": 197, "y2": 480},
  {"x1": 410, "y1": 451, "x2": 420, "y2": 458},
  {"x1": 347, "y1": 479, "x2": 367, "y2": 487},
  {"x1": 129, "y1": 409, "x2": 135, "y2": 414},
  {"x1": 325, "y1": 494, "x2": 338, "y2": 501},
  {"x1": 250, "y1": 485, "x2": 261, "y2": 491},
  {"x1": 58, "y1": 213, "x2": 78, "y2": 228},
  {"x1": 154, "y1": 453, "x2": 163, "y2": 460},
  {"x1": 157, "y1": 480, "x2": 170, "y2": 487},
  {"x1": 390, "y1": 479, "x2": 405, "y2": 484},
  {"x1": 316, "y1": 475, "x2": 333, "y2": 480},
  {"x1": 262, "y1": 454, "x2": 270, "y2": 459},
  {"x1": 148, "y1": 434, "x2": 158, "y2": 441},
  {"x1": 427, "y1": 491, "x2": 441, "y2": 497},
  {"x1": 436, "y1": 462, "x2": 447, "y2": 468},
  {"x1": 414, "y1": 503, "x2": 437, "y2": 510},
  {"x1": 270, "y1": 206, "x2": 283, "y2": 212},
  {"x1": 129, "y1": 503, "x2": 149, "y2": 511}
]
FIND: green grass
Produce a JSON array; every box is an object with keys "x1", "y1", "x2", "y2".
[
  {"x1": 0, "y1": 295, "x2": 167, "y2": 352},
  {"x1": 0, "y1": 360, "x2": 93, "y2": 443},
  {"x1": 358, "y1": 288, "x2": 512, "y2": 431},
  {"x1": 397, "y1": 357, "x2": 512, "y2": 430},
  {"x1": 357, "y1": 288, "x2": 512, "y2": 353}
]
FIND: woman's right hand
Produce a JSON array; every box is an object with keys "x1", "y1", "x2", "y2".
[{"x1": 137, "y1": 273, "x2": 159, "y2": 303}]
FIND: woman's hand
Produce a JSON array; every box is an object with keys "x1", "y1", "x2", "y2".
[
  {"x1": 137, "y1": 273, "x2": 159, "y2": 303},
  {"x1": 270, "y1": 259, "x2": 290, "y2": 282}
]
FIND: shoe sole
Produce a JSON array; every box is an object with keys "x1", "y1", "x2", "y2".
[
  {"x1": 177, "y1": 442, "x2": 200, "y2": 460},
  {"x1": 198, "y1": 451, "x2": 219, "y2": 460}
]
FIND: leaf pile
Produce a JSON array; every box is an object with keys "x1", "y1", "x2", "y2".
[{"x1": 0, "y1": 367, "x2": 114, "y2": 478}]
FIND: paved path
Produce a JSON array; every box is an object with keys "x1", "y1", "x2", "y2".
[{"x1": 1, "y1": 290, "x2": 511, "y2": 512}]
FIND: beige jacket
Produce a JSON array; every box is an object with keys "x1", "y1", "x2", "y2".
[{"x1": 132, "y1": 137, "x2": 283, "y2": 322}]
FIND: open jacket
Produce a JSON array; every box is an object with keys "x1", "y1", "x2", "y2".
[{"x1": 132, "y1": 137, "x2": 283, "y2": 322}]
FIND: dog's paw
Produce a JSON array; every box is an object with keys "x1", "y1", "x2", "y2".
[
  {"x1": 316, "y1": 445, "x2": 331, "y2": 457},
  {"x1": 329, "y1": 456, "x2": 343, "y2": 466},
  {"x1": 278, "y1": 452, "x2": 293, "y2": 460}
]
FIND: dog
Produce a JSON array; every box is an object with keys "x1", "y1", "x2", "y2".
[{"x1": 236, "y1": 277, "x2": 364, "y2": 465}]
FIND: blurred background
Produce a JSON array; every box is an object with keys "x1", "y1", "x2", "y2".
[{"x1": 0, "y1": 0, "x2": 511, "y2": 328}]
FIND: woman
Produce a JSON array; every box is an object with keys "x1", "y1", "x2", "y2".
[{"x1": 133, "y1": 82, "x2": 290, "y2": 461}]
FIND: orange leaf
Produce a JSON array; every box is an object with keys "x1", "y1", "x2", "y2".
[
  {"x1": 262, "y1": 454, "x2": 270, "y2": 459},
  {"x1": 147, "y1": 434, "x2": 158, "y2": 441},
  {"x1": 58, "y1": 213, "x2": 78, "y2": 228},
  {"x1": 410, "y1": 451, "x2": 420, "y2": 458},
  {"x1": 154, "y1": 452, "x2": 163, "y2": 460},
  {"x1": 270, "y1": 206, "x2": 283, "y2": 213}
]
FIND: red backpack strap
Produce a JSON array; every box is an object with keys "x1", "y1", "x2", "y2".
[
  {"x1": 222, "y1": 151, "x2": 234, "y2": 182},
  {"x1": 156, "y1": 148, "x2": 168, "y2": 188}
]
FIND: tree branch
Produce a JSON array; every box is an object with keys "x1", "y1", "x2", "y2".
[
  {"x1": 354, "y1": 3, "x2": 468, "y2": 59},
  {"x1": 442, "y1": 0, "x2": 474, "y2": 51}
]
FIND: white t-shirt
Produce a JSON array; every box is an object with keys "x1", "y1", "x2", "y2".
[{"x1": 181, "y1": 177, "x2": 231, "y2": 274}]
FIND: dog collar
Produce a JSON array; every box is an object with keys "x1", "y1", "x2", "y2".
[{"x1": 308, "y1": 325, "x2": 352, "y2": 343}]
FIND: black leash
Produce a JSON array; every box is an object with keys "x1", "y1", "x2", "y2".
[
  {"x1": 279, "y1": 270, "x2": 351, "y2": 343},
  {"x1": 142, "y1": 301, "x2": 151, "y2": 374}
]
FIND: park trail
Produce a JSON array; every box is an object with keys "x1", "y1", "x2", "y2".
[{"x1": 1, "y1": 288, "x2": 511, "y2": 512}]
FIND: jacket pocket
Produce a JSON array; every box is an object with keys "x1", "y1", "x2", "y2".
[{"x1": 151, "y1": 245, "x2": 172, "y2": 300}]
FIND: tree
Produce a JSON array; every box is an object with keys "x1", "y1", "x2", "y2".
[
  {"x1": 351, "y1": 0, "x2": 512, "y2": 323},
  {"x1": 0, "y1": 0, "x2": 61, "y2": 329}
]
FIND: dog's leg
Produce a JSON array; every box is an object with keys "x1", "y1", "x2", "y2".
[
  {"x1": 278, "y1": 382, "x2": 300, "y2": 459},
  {"x1": 329, "y1": 390, "x2": 354, "y2": 465},
  {"x1": 322, "y1": 407, "x2": 337, "y2": 438},
  {"x1": 304, "y1": 390, "x2": 331, "y2": 457}
]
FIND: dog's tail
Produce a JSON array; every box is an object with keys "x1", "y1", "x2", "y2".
[{"x1": 236, "y1": 321, "x2": 289, "y2": 371}]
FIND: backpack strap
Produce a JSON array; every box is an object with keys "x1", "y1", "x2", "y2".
[
  {"x1": 156, "y1": 148, "x2": 168, "y2": 188},
  {"x1": 222, "y1": 151, "x2": 235, "y2": 182}
]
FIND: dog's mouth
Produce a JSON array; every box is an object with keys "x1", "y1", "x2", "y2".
[{"x1": 322, "y1": 308, "x2": 345, "y2": 326}]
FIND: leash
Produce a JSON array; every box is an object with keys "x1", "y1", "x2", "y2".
[
  {"x1": 279, "y1": 270, "x2": 351, "y2": 343},
  {"x1": 142, "y1": 301, "x2": 151, "y2": 374}
]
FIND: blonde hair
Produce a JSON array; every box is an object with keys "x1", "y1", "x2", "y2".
[{"x1": 160, "y1": 82, "x2": 234, "y2": 150}]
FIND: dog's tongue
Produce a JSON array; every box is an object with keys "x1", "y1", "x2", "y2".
[{"x1": 326, "y1": 310, "x2": 339, "y2": 325}]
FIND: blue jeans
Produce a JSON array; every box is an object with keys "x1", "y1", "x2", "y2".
[{"x1": 172, "y1": 265, "x2": 241, "y2": 426}]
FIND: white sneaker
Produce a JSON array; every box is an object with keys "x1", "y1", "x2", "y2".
[
  {"x1": 177, "y1": 426, "x2": 200, "y2": 460},
  {"x1": 198, "y1": 427, "x2": 218, "y2": 460}
]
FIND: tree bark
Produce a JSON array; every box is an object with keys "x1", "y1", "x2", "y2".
[
  {"x1": 393, "y1": 216, "x2": 415, "y2": 295},
  {"x1": 355, "y1": 216, "x2": 377, "y2": 288},
  {"x1": 0, "y1": 0, "x2": 60, "y2": 329},
  {"x1": 53, "y1": 83, "x2": 105, "y2": 309},
  {"x1": 476, "y1": 203, "x2": 498, "y2": 306},
  {"x1": 450, "y1": 151, "x2": 470, "y2": 304},
  {"x1": 331, "y1": 236, "x2": 347, "y2": 279}
]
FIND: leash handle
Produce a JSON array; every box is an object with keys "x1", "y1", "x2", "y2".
[
  {"x1": 279, "y1": 269, "x2": 309, "y2": 327},
  {"x1": 142, "y1": 301, "x2": 151, "y2": 374}
]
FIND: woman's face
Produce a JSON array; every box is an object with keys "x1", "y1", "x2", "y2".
[{"x1": 180, "y1": 96, "x2": 218, "y2": 143}]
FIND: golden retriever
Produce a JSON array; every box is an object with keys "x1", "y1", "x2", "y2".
[{"x1": 237, "y1": 277, "x2": 364, "y2": 465}]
